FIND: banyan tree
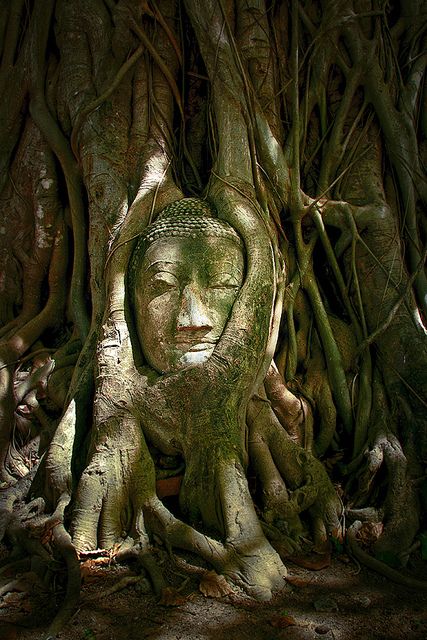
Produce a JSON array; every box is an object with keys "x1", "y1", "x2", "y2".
[{"x1": 0, "y1": 0, "x2": 426, "y2": 635}]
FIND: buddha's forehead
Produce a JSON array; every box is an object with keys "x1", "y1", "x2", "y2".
[{"x1": 141, "y1": 235, "x2": 244, "y2": 274}]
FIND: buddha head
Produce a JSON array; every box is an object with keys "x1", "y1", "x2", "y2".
[{"x1": 128, "y1": 198, "x2": 245, "y2": 374}]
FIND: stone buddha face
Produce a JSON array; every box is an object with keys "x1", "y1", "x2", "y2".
[{"x1": 130, "y1": 199, "x2": 245, "y2": 374}]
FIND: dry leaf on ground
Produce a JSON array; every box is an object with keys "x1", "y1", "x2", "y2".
[
  {"x1": 286, "y1": 575, "x2": 312, "y2": 588},
  {"x1": 270, "y1": 614, "x2": 298, "y2": 628},
  {"x1": 159, "y1": 586, "x2": 188, "y2": 606},
  {"x1": 199, "y1": 571, "x2": 234, "y2": 598}
]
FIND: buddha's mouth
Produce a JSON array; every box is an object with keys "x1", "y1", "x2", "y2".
[
  {"x1": 175, "y1": 337, "x2": 217, "y2": 352},
  {"x1": 187, "y1": 342, "x2": 216, "y2": 352}
]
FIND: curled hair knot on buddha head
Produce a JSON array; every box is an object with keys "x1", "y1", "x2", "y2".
[{"x1": 129, "y1": 197, "x2": 243, "y2": 282}]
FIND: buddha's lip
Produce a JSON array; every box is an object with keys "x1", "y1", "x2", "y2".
[
  {"x1": 187, "y1": 342, "x2": 216, "y2": 352},
  {"x1": 175, "y1": 337, "x2": 217, "y2": 350}
]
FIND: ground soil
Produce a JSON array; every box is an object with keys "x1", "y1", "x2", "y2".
[{"x1": 0, "y1": 545, "x2": 426, "y2": 640}]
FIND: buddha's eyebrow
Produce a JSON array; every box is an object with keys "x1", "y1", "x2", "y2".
[
  {"x1": 210, "y1": 260, "x2": 244, "y2": 274},
  {"x1": 143, "y1": 260, "x2": 181, "y2": 273}
]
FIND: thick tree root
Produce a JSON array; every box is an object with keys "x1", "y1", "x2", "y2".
[
  {"x1": 144, "y1": 496, "x2": 286, "y2": 600},
  {"x1": 247, "y1": 391, "x2": 343, "y2": 548},
  {"x1": 346, "y1": 522, "x2": 427, "y2": 591}
]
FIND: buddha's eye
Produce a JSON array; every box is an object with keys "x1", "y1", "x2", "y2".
[
  {"x1": 146, "y1": 271, "x2": 179, "y2": 296},
  {"x1": 209, "y1": 274, "x2": 241, "y2": 290}
]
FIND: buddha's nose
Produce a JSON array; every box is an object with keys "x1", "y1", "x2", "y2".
[{"x1": 177, "y1": 285, "x2": 212, "y2": 331}]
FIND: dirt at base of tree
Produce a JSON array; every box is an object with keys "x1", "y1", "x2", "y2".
[{"x1": 1, "y1": 554, "x2": 426, "y2": 640}]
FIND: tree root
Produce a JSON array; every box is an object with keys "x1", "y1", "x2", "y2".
[
  {"x1": 0, "y1": 488, "x2": 81, "y2": 639},
  {"x1": 43, "y1": 523, "x2": 81, "y2": 640},
  {"x1": 348, "y1": 419, "x2": 420, "y2": 559},
  {"x1": 264, "y1": 363, "x2": 310, "y2": 446},
  {"x1": 115, "y1": 536, "x2": 166, "y2": 597},
  {"x1": 346, "y1": 522, "x2": 427, "y2": 591},
  {"x1": 144, "y1": 496, "x2": 286, "y2": 600},
  {"x1": 247, "y1": 390, "x2": 343, "y2": 548},
  {"x1": 82, "y1": 575, "x2": 150, "y2": 603}
]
